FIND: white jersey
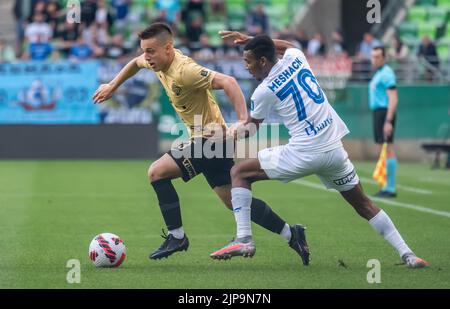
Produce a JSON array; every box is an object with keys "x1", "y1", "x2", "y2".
[{"x1": 250, "y1": 48, "x2": 349, "y2": 152}]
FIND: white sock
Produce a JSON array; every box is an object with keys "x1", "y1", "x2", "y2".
[
  {"x1": 280, "y1": 223, "x2": 292, "y2": 242},
  {"x1": 369, "y1": 210, "x2": 413, "y2": 257},
  {"x1": 231, "y1": 187, "x2": 253, "y2": 239},
  {"x1": 169, "y1": 227, "x2": 185, "y2": 239}
]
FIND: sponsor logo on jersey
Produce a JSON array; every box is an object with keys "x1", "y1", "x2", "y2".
[
  {"x1": 182, "y1": 158, "x2": 197, "y2": 179},
  {"x1": 305, "y1": 116, "x2": 333, "y2": 136},
  {"x1": 333, "y1": 169, "x2": 356, "y2": 186}
]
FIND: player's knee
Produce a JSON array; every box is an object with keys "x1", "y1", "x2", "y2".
[
  {"x1": 230, "y1": 165, "x2": 242, "y2": 180},
  {"x1": 148, "y1": 163, "x2": 163, "y2": 182}
]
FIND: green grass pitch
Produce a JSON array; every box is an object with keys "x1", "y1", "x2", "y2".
[{"x1": 1, "y1": 160, "x2": 449, "y2": 288}]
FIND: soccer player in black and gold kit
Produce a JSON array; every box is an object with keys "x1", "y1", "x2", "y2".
[{"x1": 93, "y1": 23, "x2": 308, "y2": 262}]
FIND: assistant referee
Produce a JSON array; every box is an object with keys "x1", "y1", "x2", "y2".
[{"x1": 369, "y1": 46, "x2": 399, "y2": 198}]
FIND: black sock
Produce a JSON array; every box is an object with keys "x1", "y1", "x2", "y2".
[
  {"x1": 250, "y1": 198, "x2": 286, "y2": 234},
  {"x1": 151, "y1": 179, "x2": 182, "y2": 230}
]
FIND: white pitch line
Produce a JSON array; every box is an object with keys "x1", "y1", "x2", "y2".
[
  {"x1": 359, "y1": 177, "x2": 433, "y2": 195},
  {"x1": 292, "y1": 179, "x2": 450, "y2": 219}
]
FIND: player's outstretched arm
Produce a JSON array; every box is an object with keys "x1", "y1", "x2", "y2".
[
  {"x1": 92, "y1": 55, "x2": 143, "y2": 104},
  {"x1": 219, "y1": 30, "x2": 296, "y2": 56},
  {"x1": 211, "y1": 72, "x2": 248, "y2": 122}
]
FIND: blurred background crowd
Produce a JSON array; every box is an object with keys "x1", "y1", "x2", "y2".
[{"x1": 0, "y1": 0, "x2": 449, "y2": 84}]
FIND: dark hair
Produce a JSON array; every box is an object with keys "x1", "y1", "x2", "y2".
[
  {"x1": 373, "y1": 46, "x2": 386, "y2": 58},
  {"x1": 138, "y1": 22, "x2": 173, "y2": 40},
  {"x1": 244, "y1": 35, "x2": 277, "y2": 63}
]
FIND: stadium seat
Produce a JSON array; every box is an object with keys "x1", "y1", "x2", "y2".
[
  {"x1": 427, "y1": 7, "x2": 448, "y2": 24},
  {"x1": 416, "y1": 0, "x2": 436, "y2": 6},
  {"x1": 398, "y1": 22, "x2": 418, "y2": 37},
  {"x1": 408, "y1": 7, "x2": 428, "y2": 22},
  {"x1": 418, "y1": 22, "x2": 439, "y2": 39},
  {"x1": 437, "y1": 0, "x2": 450, "y2": 9},
  {"x1": 437, "y1": 42, "x2": 450, "y2": 60}
]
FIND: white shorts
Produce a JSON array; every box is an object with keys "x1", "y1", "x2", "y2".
[{"x1": 258, "y1": 143, "x2": 359, "y2": 192}]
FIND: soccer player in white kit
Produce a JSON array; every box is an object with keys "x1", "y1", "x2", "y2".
[{"x1": 210, "y1": 32, "x2": 428, "y2": 268}]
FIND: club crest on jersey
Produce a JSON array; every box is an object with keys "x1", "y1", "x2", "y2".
[{"x1": 172, "y1": 83, "x2": 182, "y2": 96}]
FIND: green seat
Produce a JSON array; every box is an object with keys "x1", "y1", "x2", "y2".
[
  {"x1": 437, "y1": 0, "x2": 450, "y2": 7},
  {"x1": 398, "y1": 22, "x2": 418, "y2": 37},
  {"x1": 205, "y1": 22, "x2": 227, "y2": 36},
  {"x1": 226, "y1": 0, "x2": 245, "y2": 11},
  {"x1": 208, "y1": 34, "x2": 223, "y2": 47},
  {"x1": 418, "y1": 22, "x2": 439, "y2": 39},
  {"x1": 427, "y1": 7, "x2": 448, "y2": 23},
  {"x1": 409, "y1": 6, "x2": 428, "y2": 22},
  {"x1": 416, "y1": 0, "x2": 436, "y2": 5},
  {"x1": 401, "y1": 35, "x2": 421, "y2": 47},
  {"x1": 437, "y1": 43, "x2": 450, "y2": 59}
]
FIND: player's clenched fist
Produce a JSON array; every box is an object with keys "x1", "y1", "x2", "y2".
[{"x1": 93, "y1": 83, "x2": 115, "y2": 104}]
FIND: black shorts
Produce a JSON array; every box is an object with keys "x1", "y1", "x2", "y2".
[
  {"x1": 373, "y1": 108, "x2": 396, "y2": 144},
  {"x1": 167, "y1": 138, "x2": 235, "y2": 188}
]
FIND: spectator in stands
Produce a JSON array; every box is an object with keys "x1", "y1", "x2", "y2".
[
  {"x1": 353, "y1": 32, "x2": 381, "y2": 82},
  {"x1": 210, "y1": 0, "x2": 225, "y2": 15},
  {"x1": 0, "y1": 38, "x2": 16, "y2": 62},
  {"x1": 279, "y1": 27, "x2": 296, "y2": 42},
  {"x1": 26, "y1": 39, "x2": 53, "y2": 60},
  {"x1": 330, "y1": 29, "x2": 347, "y2": 56},
  {"x1": 95, "y1": 0, "x2": 113, "y2": 30},
  {"x1": 105, "y1": 34, "x2": 129, "y2": 60},
  {"x1": 13, "y1": 0, "x2": 39, "y2": 56},
  {"x1": 245, "y1": 4, "x2": 269, "y2": 36},
  {"x1": 215, "y1": 36, "x2": 240, "y2": 60},
  {"x1": 33, "y1": 0, "x2": 49, "y2": 21},
  {"x1": 193, "y1": 34, "x2": 215, "y2": 61},
  {"x1": 307, "y1": 33, "x2": 326, "y2": 57},
  {"x1": 81, "y1": 0, "x2": 98, "y2": 27},
  {"x1": 156, "y1": 0, "x2": 181, "y2": 24},
  {"x1": 111, "y1": 0, "x2": 131, "y2": 31},
  {"x1": 294, "y1": 29, "x2": 309, "y2": 52},
  {"x1": 357, "y1": 32, "x2": 381, "y2": 60},
  {"x1": 182, "y1": 0, "x2": 205, "y2": 26},
  {"x1": 46, "y1": 0, "x2": 62, "y2": 38},
  {"x1": 186, "y1": 14, "x2": 204, "y2": 50},
  {"x1": 80, "y1": 24, "x2": 108, "y2": 58},
  {"x1": 59, "y1": 21, "x2": 79, "y2": 57},
  {"x1": 153, "y1": 10, "x2": 172, "y2": 28},
  {"x1": 418, "y1": 35, "x2": 440, "y2": 81},
  {"x1": 176, "y1": 36, "x2": 191, "y2": 56},
  {"x1": 388, "y1": 35, "x2": 409, "y2": 61},
  {"x1": 69, "y1": 37, "x2": 93, "y2": 60},
  {"x1": 25, "y1": 13, "x2": 53, "y2": 44}
]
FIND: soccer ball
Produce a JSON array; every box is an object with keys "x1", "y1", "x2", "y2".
[{"x1": 89, "y1": 233, "x2": 126, "y2": 268}]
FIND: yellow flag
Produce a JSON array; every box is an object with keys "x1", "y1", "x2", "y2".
[{"x1": 373, "y1": 143, "x2": 388, "y2": 188}]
